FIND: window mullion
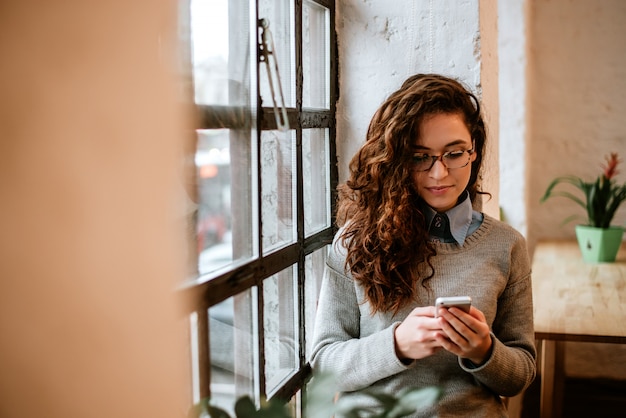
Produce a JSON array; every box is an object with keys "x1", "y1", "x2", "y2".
[
  {"x1": 259, "y1": 108, "x2": 334, "y2": 130},
  {"x1": 253, "y1": 0, "x2": 266, "y2": 406},
  {"x1": 294, "y1": 0, "x2": 307, "y2": 376},
  {"x1": 256, "y1": 281, "x2": 267, "y2": 401},
  {"x1": 196, "y1": 308, "x2": 211, "y2": 401},
  {"x1": 328, "y1": 2, "x2": 338, "y2": 230}
]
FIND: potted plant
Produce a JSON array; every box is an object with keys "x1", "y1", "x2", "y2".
[{"x1": 541, "y1": 152, "x2": 626, "y2": 262}]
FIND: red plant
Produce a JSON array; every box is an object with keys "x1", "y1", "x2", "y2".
[{"x1": 603, "y1": 152, "x2": 620, "y2": 180}]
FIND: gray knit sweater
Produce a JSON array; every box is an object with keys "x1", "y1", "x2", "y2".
[{"x1": 309, "y1": 215, "x2": 536, "y2": 417}]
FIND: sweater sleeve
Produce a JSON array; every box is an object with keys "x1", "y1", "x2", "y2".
[
  {"x1": 459, "y1": 232, "x2": 537, "y2": 397},
  {"x1": 308, "y1": 243, "x2": 411, "y2": 393}
]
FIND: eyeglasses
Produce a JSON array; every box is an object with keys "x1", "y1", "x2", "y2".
[{"x1": 411, "y1": 149, "x2": 474, "y2": 172}]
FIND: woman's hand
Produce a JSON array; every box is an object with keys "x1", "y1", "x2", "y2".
[
  {"x1": 394, "y1": 306, "x2": 444, "y2": 362},
  {"x1": 435, "y1": 306, "x2": 492, "y2": 365}
]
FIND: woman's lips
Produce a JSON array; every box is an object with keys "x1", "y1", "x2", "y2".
[{"x1": 427, "y1": 186, "x2": 452, "y2": 195}]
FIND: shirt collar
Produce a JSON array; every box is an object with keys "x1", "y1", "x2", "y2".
[{"x1": 424, "y1": 191, "x2": 474, "y2": 246}]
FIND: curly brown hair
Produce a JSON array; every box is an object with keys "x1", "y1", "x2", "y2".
[{"x1": 336, "y1": 74, "x2": 487, "y2": 314}]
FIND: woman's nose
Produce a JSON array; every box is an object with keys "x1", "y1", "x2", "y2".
[{"x1": 428, "y1": 158, "x2": 449, "y2": 178}]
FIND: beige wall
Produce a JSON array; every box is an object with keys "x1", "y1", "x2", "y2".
[
  {"x1": 528, "y1": 0, "x2": 626, "y2": 249},
  {"x1": 0, "y1": 1, "x2": 190, "y2": 417},
  {"x1": 526, "y1": 0, "x2": 626, "y2": 380},
  {"x1": 479, "y1": 0, "x2": 501, "y2": 217}
]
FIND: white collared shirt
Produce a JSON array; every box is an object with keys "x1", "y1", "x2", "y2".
[{"x1": 424, "y1": 191, "x2": 484, "y2": 246}]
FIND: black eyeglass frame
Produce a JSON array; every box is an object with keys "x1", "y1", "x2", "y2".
[{"x1": 411, "y1": 148, "x2": 475, "y2": 172}]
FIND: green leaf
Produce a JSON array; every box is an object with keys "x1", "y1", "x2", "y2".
[
  {"x1": 187, "y1": 403, "x2": 205, "y2": 418},
  {"x1": 364, "y1": 391, "x2": 398, "y2": 409},
  {"x1": 542, "y1": 190, "x2": 587, "y2": 210},
  {"x1": 587, "y1": 181, "x2": 598, "y2": 226},
  {"x1": 195, "y1": 377, "x2": 442, "y2": 418},
  {"x1": 540, "y1": 172, "x2": 626, "y2": 228},
  {"x1": 232, "y1": 396, "x2": 292, "y2": 418},
  {"x1": 334, "y1": 386, "x2": 440, "y2": 418},
  {"x1": 188, "y1": 397, "x2": 231, "y2": 418},
  {"x1": 304, "y1": 372, "x2": 340, "y2": 418},
  {"x1": 206, "y1": 405, "x2": 234, "y2": 418},
  {"x1": 604, "y1": 183, "x2": 626, "y2": 227},
  {"x1": 255, "y1": 400, "x2": 291, "y2": 418},
  {"x1": 386, "y1": 387, "x2": 440, "y2": 418},
  {"x1": 560, "y1": 214, "x2": 585, "y2": 227},
  {"x1": 540, "y1": 176, "x2": 588, "y2": 209},
  {"x1": 234, "y1": 396, "x2": 258, "y2": 418}
]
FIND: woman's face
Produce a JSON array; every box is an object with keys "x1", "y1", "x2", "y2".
[{"x1": 411, "y1": 112, "x2": 476, "y2": 212}]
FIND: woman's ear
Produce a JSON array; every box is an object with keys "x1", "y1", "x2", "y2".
[{"x1": 470, "y1": 141, "x2": 478, "y2": 163}]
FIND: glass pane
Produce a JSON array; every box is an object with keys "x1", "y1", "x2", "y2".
[
  {"x1": 303, "y1": 129, "x2": 331, "y2": 236},
  {"x1": 261, "y1": 130, "x2": 296, "y2": 251},
  {"x1": 196, "y1": 129, "x2": 255, "y2": 275},
  {"x1": 305, "y1": 247, "x2": 328, "y2": 359},
  {"x1": 209, "y1": 290, "x2": 257, "y2": 414},
  {"x1": 259, "y1": 0, "x2": 295, "y2": 108},
  {"x1": 303, "y1": 0, "x2": 330, "y2": 109},
  {"x1": 264, "y1": 266, "x2": 298, "y2": 395},
  {"x1": 190, "y1": 0, "x2": 250, "y2": 107}
]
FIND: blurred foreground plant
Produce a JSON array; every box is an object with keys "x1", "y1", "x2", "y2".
[{"x1": 188, "y1": 372, "x2": 440, "y2": 418}]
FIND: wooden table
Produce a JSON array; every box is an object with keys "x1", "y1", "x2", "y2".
[{"x1": 531, "y1": 240, "x2": 626, "y2": 418}]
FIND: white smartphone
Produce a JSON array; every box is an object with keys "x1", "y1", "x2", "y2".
[{"x1": 435, "y1": 296, "x2": 472, "y2": 317}]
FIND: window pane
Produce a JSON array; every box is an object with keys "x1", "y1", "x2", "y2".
[
  {"x1": 305, "y1": 247, "x2": 328, "y2": 359},
  {"x1": 264, "y1": 266, "x2": 298, "y2": 395},
  {"x1": 186, "y1": 0, "x2": 336, "y2": 414},
  {"x1": 196, "y1": 129, "x2": 255, "y2": 275},
  {"x1": 303, "y1": 0, "x2": 330, "y2": 109},
  {"x1": 209, "y1": 290, "x2": 257, "y2": 414},
  {"x1": 261, "y1": 130, "x2": 296, "y2": 251},
  {"x1": 190, "y1": 0, "x2": 250, "y2": 106},
  {"x1": 259, "y1": 0, "x2": 295, "y2": 108},
  {"x1": 303, "y1": 129, "x2": 331, "y2": 236}
]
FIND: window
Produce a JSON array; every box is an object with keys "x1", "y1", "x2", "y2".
[{"x1": 180, "y1": 0, "x2": 337, "y2": 414}]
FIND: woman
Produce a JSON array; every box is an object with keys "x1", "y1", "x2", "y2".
[{"x1": 310, "y1": 74, "x2": 536, "y2": 417}]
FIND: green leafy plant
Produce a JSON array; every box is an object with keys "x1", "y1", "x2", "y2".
[
  {"x1": 188, "y1": 372, "x2": 440, "y2": 418},
  {"x1": 541, "y1": 152, "x2": 626, "y2": 228},
  {"x1": 331, "y1": 386, "x2": 441, "y2": 418},
  {"x1": 187, "y1": 396, "x2": 292, "y2": 418}
]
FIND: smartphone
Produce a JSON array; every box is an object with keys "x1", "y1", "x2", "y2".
[{"x1": 435, "y1": 296, "x2": 472, "y2": 317}]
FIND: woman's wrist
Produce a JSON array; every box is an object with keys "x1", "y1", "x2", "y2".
[{"x1": 468, "y1": 335, "x2": 493, "y2": 366}]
